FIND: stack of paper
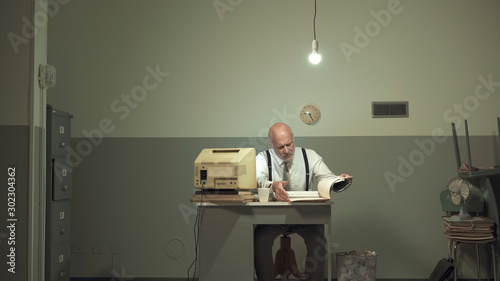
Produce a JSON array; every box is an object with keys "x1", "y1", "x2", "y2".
[
  {"x1": 190, "y1": 192, "x2": 256, "y2": 203},
  {"x1": 288, "y1": 177, "x2": 351, "y2": 202},
  {"x1": 443, "y1": 216, "x2": 496, "y2": 243},
  {"x1": 288, "y1": 191, "x2": 327, "y2": 202}
]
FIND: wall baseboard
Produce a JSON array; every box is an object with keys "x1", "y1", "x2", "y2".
[
  {"x1": 70, "y1": 277, "x2": 434, "y2": 281},
  {"x1": 71, "y1": 278, "x2": 495, "y2": 281}
]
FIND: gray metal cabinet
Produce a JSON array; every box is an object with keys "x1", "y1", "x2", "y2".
[{"x1": 46, "y1": 105, "x2": 73, "y2": 281}]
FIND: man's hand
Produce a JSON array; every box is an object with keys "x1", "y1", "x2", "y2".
[
  {"x1": 272, "y1": 181, "x2": 289, "y2": 202},
  {"x1": 340, "y1": 174, "x2": 353, "y2": 184}
]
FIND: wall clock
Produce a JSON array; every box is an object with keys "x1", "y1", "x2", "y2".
[{"x1": 299, "y1": 104, "x2": 320, "y2": 125}]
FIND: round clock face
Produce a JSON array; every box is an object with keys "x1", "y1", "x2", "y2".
[{"x1": 300, "y1": 104, "x2": 320, "y2": 125}]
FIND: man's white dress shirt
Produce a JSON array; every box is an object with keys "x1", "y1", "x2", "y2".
[{"x1": 256, "y1": 147, "x2": 339, "y2": 191}]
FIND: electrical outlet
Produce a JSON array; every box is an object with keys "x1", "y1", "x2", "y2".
[
  {"x1": 93, "y1": 244, "x2": 108, "y2": 254},
  {"x1": 72, "y1": 244, "x2": 87, "y2": 254}
]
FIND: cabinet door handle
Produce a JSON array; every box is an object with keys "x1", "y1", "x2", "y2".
[
  {"x1": 59, "y1": 271, "x2": 67, "y2": 277},
  {"x1": 60, "y1": 142, "x2": 66, "y2": 147},
  {"x1": 63, "y1": 185, "x2": 68, "y2": 191},
  {"x1": 60, "y1": 228, "x2": 65, "y2": 235}
]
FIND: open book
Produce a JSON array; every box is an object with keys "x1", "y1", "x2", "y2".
[{"x1": 288, "y1": 177, "x2": 351, "y2": 202}]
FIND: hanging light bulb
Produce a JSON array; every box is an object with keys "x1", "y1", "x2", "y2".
[
  {"x1": 309, "y1": 39, "x2": 321, "y2": 64},
  {"x1": 308, "y1": 0, "x2": 321, "y2": 64}
]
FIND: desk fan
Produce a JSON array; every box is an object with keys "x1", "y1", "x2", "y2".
[{"x1": 448, "y1": 177, "x2": 473, "y2": 221}]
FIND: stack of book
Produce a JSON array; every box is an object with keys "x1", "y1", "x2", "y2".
[{"x1": 443, "y1": 216, "x2": 496, "y2": 243}]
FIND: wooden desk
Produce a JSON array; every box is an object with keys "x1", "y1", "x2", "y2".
[{"x1": 198, "y1": 201, "x2": 334, "y2": 281}]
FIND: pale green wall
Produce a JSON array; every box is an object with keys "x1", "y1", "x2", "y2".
[
  {"x1": 48, "y1": 0, "x2": 500, "y2": 138},
  {"x1": 0, "y1": 1, "x2": 32, "y2": 125},
  {"x1": 45, "y1": 0, "x2": 500, "y2": 279}
]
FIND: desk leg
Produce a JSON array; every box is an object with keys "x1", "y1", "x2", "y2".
[
  {"x1": 324, "y1": 224, "x2": 331, "y2": 281},
  {"x1": 328, "y1": 206, "x2": 334, "y2": 281}
]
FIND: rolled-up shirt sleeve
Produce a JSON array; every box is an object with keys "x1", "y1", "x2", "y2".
[
  {"x1": 256, "y1": 151, "x2": 271, "y2": 188},
  {"x1": 308, "y1": 150, "x2": 340, "y2": 183}
]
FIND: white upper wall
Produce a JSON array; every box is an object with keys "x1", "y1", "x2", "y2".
[{"x1": 47, "y1": 0, "x2": 500, "y2": 137}]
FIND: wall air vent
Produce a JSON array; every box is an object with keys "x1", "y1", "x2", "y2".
[{"x1": 372, "y1": 101, "x2": 409, "y2": 118}]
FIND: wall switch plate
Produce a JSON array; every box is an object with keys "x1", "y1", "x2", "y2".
[
  {"x1": 92, "y1": 245, "x2": 108, "y2": 254},
  {"x1": 72, "y1": 244, "x2": 87, "y2": 254},
  {"x1": 111, "y1": 245, "x2": 121, "y2": 254}
]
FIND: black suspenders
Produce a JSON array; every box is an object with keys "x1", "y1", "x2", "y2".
[
  {"x1": 266, "y1": 150, "x2": 273, "y2": 181},
  {"x1": 302, "y1": 148, "x2": 310, "y2": 191},
  {"x1": 266, "y1": 148, "x2": 310, "y2": 191}
]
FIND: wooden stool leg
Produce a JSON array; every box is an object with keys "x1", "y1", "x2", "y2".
[{"x1": 273, "y1": 235, "x2": 304, "y2": 279}]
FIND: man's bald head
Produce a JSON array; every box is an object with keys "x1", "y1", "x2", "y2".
[{"x1": 268, "y1": 123, "x2": 295, "y2": 162}]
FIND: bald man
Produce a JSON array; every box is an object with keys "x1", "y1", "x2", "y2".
[{"x1": 254, "y1": 123, "x2": 353, "y2": 281}]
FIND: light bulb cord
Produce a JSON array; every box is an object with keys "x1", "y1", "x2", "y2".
[{"x1": 313, "y1": 0, "x2": 317, "y2": 40}]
